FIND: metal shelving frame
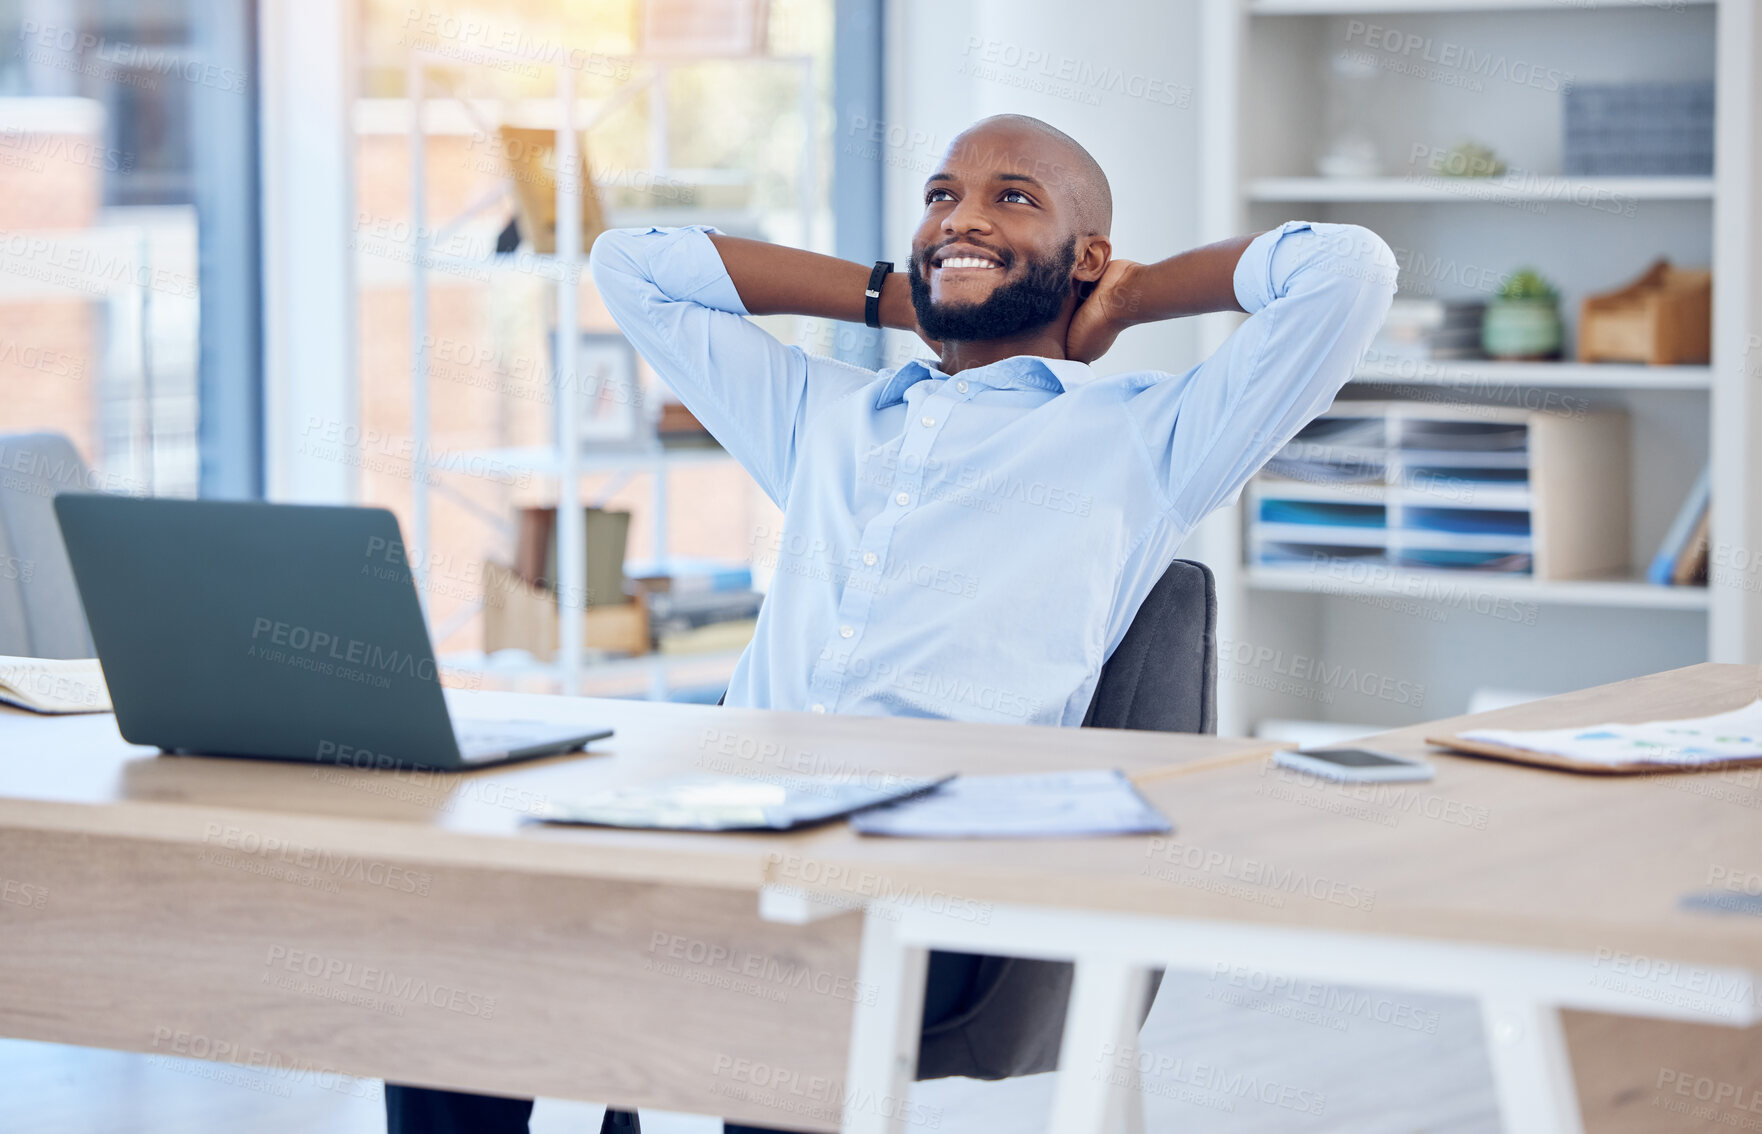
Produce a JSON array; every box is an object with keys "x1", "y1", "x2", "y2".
[{"x1": 402, "y1": 42, "x2": 816, "y2": 695}]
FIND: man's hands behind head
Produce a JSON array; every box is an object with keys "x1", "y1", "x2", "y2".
[{"x1": 1064, "y1": 258, "x2": 1142, "y2": 365}]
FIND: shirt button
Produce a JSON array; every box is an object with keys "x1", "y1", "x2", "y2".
[
  {"x1": 810, "y1": 703, "x2": 826, "y2": 714},
  {"x1": 921, "y1": 415, "x2": 935, "y2": 427},
  {"x1": 895, "y1": 492, "x2": 909, "y2": 506},
  {"x1": 956, "y1": 381, "x2": 969, "y2": 393},
  {"x1": 840, "y1": 625, "x2": 854, "y2": 638},
  {"x1": 862, "y1": 552, "x2": 878, "y2": 566}
]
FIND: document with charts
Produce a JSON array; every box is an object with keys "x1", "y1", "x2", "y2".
[{"x1": 1452, "y1": 698, "x2": 1762, "y2": 770}]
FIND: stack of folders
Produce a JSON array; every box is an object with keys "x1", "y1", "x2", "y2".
[
  {"x1": 1394, "y1": 418, "x2": 1532, "y2": 574},
  {"x1": 1253, "y1": 407, "x2": 1536, "y2": 575},
  {"x1": 1647, "y1": 464, "x2": 1710, "y2": 586},
  {"x1": 628, "y1": 557, "x2": 764, "y2": 654},
  {"x1": 1256, "y1": 414, "x2": 1390, "y2": 570},
  {"x1": 1261, "y1": 414, "x2": 1387, "y2": 485}
]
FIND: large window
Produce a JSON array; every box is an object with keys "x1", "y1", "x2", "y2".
[
  {"x1": 352, "y1": 0, "x2": 835, "y2": 692},
  {"x1": 0, "y1": 0, "x2": 256, "y2": 498}
]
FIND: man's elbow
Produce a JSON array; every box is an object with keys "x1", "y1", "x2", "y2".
[
  {"x1": 1357, "y1": 226, "x2": 1399, "y2": 300},
  {"x1": 1316, "y1": 223, "x2": 1397, "y2": 294},
  {"x1": 587, "y1": 228, "x2": 634, "y2": 289},
  {"x1": 1295, "y1": 224, "x2": 1398, "y2": 332}
]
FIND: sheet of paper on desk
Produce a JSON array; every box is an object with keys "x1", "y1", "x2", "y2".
[
  {"x1": 850, "y1": 769, "x2": 1172, "y2": 838},
  {"x1": 1459, "y1": 698, "x2": 1762, "y2": 768}
]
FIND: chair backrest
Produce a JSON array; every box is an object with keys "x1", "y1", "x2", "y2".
[
  {"x1": 702, "y1": 557, "x2": 1220, "y2": 1084},
  {"x1": 916, "y1": 558, "x2": 1216, "y2": 1082},
  {"x1": 713, "y1": 558, "x2": 1219, "y2": 734},
  {"x1": 0, "y1": 432, "x2": 96, "y2": 658},
  {"x1": 1079, "y1": 558, "x2": 1217, "y2": 735}
]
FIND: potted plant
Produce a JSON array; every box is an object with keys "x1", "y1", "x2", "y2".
[{"x1": 1482, "y1": 268, "x2": 1564, "y2": 360}]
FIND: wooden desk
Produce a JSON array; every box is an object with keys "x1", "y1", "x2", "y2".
[
  {"x1": 788, "y1": 663, "x2": 1762, "y2": 1134},
  {"x1": 0, "y1": 691, "x2": 1274, "y2": 1130}
]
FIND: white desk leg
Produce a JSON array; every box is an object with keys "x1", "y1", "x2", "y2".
[
  {"x1": 1482, "y1": 997, "x2": 1585, "y2": 1134},
  {"x1": 1114, "y1": 1063, "x2": 1146, "y2": 1134},
  {"x1": 1049, "y1": 958, "x2": 1153, "y2": 1134},
  {"x1": 843, "y1": 910, "x2": 929, "y2": 1134}
]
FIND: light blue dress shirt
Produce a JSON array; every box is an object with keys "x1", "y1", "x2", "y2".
[{"x1": 589, "y1": 221, "x2": 1397, "y2": 726}]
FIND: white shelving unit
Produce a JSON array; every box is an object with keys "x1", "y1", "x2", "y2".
[
  {"x1": 402, "y1": 44, "x2": 816, "y2": 696},
  {"x1": 1352, "y1": 358, "x2": 1712, "y2": 388},
  {"x1": 1245, "y1": 563, "x2": 1714, "y2": 609},
  {"x1": 1249, "y1": 0, "x2": 1715, "y2": 11},
  {"x1": 1191, "y1": 0, "x2": 1762, "y2": 735},
  {"x1": 1247, "y1": 174, "x2": 1716, "y2": 202}
]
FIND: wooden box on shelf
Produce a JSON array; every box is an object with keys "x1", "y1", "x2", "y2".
[
  {"x1": 498, "y1": 126, "x2": 608, "y2": 257},
  {"x1": 1578, "y1": 259, "x2": 1712, "y2": 366},
  {"x1": 483, "y1": 561, "x2": 649, "y2": 660}
]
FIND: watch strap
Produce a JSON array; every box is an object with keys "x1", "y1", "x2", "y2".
[{"x1": 864, "y1": 260, "x2": 893, "y2": 329}]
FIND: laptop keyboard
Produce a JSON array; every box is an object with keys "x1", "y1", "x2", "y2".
[{"x1": 453, "y1": 718, "x2": 577, "y2": 760}]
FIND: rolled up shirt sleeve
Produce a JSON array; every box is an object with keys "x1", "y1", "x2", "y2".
[
  {"x1": 1125, "y1": 220, "x2": 1399, "y2": 528},
  {"x1": 588, "y1": 225, "x2": 875, "y2": 507}
]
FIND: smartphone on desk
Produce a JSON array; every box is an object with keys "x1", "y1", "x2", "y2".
[{"x1": 1275, "y1": 747, "x2": 1436, "y2": 784}]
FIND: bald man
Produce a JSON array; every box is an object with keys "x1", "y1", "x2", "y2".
[{"x1": 384, "y1": 115, "x2": 1397, "y2": 1133}]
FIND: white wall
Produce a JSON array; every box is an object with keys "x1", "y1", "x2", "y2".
[
  {"x1": 260, "y1": 0, "x2": 359, "y2": 504},
  {"x1": 882, "y1": 0, "x2": 1205, "y2": 378}
]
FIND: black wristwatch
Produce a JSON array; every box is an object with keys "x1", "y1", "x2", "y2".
[{"x1": 864, "y1": 260, "x2": 893, "y2": 329}]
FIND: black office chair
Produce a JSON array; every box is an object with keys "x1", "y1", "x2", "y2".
[
  {"x1": 912, "y1": 557, "x2": 1215, "y2": 1082},
  {"x1": 725, "y1": 557, "x2": 1215, "y2": 1117},
  {"x1": 529, "y1": 560, "x2": 1215, "y2": 1134}
]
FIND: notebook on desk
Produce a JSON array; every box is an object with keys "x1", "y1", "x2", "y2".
[
  {"x1": 538, "y1": 773, "x2": 953, "y2": 832},
  {"x1": 1427, "y1": 698, "x2": 1762, "y2": 775},
  {"x1": 0, "y1": 656, "x2": 111, "y2": 714}
]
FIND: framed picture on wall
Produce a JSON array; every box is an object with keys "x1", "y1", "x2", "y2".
[{"x1": 549, "y1": 331, "x2": 647, "y2": 446}]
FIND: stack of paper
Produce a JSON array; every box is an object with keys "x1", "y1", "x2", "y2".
[{"x1": 1457, "y1": 699, "x2": 1762, "y2": 769}]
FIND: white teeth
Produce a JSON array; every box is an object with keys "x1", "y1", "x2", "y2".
[{"x1": 939, "y1": 256, "x2": 998, "y2": 269}]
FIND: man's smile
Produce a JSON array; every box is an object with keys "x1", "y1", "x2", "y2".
[{"x1": 931, "y1": 242, "x2": 1008, "y2": 280}]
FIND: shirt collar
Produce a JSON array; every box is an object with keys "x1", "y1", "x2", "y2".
[{"x1": 873, "y1": 355, "x2": 1097, "y2": 409}]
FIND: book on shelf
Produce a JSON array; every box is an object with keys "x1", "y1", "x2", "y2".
[
  {"x1": 657, "y1": 618, "x2": 759, "y2": 656},
  {"x1": 513, "y1": 507, "x2": 555, "y2": 588},
  {"x1": 1363, "y1": 299, "x2": 1488, "y2": 367},
  {"x1": 649, "y1": 588, "x2": 764, "y2": 631},
  {"x1": 1646, "y1": 464, "x2": 1710, "y2": 586},
  {"x1": 657, "y1": 401, "x2": 711, "y2": 438},
  {"x1": 514, "y1": 506, "x2": 632, "y2": 607},
  {"x1": 1673, "y1": 508, "x2": 1711, "y2": 586}
]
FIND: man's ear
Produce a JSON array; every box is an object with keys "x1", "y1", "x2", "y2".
[{"x1": 1073, "y1": 235, "x2": 1112, "y2": 284}]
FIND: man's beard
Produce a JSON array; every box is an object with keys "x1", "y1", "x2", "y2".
[{"x1": 908, "y1": 236, "x2": 1077, "y2": 342}]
